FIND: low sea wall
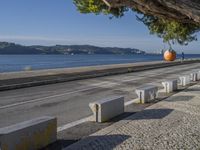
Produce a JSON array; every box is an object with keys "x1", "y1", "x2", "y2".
[{"x1": 0, "y1": 59, "x2": 199, "y2": 91}]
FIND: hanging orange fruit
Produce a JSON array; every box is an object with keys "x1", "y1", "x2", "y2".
[{"x1": 164, "y1": 50, "x2": 176, "y2": 61}]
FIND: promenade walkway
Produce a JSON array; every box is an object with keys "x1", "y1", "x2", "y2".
[{"x1": 65, "y1": 83, "x2": 200, "y2": 150}]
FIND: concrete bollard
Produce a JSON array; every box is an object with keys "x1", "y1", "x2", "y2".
[
  {"x1": 89, "y1": 96, "x2": 124, "y2": 123},
  {"x1": 0, "y1": 116, "x2": 57, "y2": 150},
  {"x1": 190, "y1": 70, "x2": 200, "y2": 80},
  {"x1": 162, "y1": 80, "x2": 178, "y2": 93},
  {"x1": 179, "y1": 75, "x2": 190, "y2": 86},
  {"x1": 197, "y1": 71, "x2": 200, "y2": 80},
  {"x1": 190, "y1": 72, "x2": 198, "y2": 81},
  {"x1": 135, "y1": 85, "x2": 158, "y2": 104}
]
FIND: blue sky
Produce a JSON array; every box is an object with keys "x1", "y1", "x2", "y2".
[{"x1": 0, "y1": 0, "x2": 199, "y2": 53}]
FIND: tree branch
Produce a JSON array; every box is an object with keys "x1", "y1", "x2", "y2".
[{"x1": 101, "y1": 0, "x2": 200, "y2": 24}]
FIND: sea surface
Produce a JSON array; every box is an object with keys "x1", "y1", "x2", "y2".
[{"x1": 0, "y1": 54, "x2": 200, "y2": 73}]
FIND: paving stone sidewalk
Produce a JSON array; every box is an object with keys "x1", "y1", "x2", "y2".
[{"x1": 64, "y1": 83, "x2": 200, "y2": 150}]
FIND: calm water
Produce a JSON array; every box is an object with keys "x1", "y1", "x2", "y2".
[{"x1": 0, "y1": 54, "x2": 200, "y2": 73}]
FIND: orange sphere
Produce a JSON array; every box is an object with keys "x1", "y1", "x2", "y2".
[{"x1": 164, "y1": 50, "x2": 176, "y2": 61}]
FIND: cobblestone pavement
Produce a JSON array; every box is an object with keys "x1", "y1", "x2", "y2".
[{"x1": 65, "y1": 83, "x2": 200, "y2": 150}]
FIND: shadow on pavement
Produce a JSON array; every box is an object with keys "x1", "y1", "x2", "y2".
[
  {"x1": 41, "y1": 139, "x2": 78, "y2": 150},
  {"x1": 64, "y1": 134, "x2": 131, "y2": 150},
  {"x1": 43, "y1": 134, "x2": 130, "y2": 150},
  {"x1": 165, "y1": 95, "x2": 194, "y2": 102},
  {"x1": 184, "y1": 88, "x2": 200, "y2": 92},
  {"x1": 126, "y1": 108, "x2": 173, "y2": 120}
]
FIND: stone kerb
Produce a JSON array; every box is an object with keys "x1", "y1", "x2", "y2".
[
  {"x1": 135, "y1": 85, "x2": 158, "y2": 103},
  {"x1": 162, "y1": 80, "x2": 178, "y2": 93},
  {"x1": 89, "y1": 96, "x2": 124, "y2": 123},
  {"x1": 190, "y1": 72, "x2": 198, "y2": 81},
  {"x1": 179, "y1": 75, "x2": 190, "y2": 86},
  {"x1": 0, "y1": 116, "x2": 57, "y2": 150}
]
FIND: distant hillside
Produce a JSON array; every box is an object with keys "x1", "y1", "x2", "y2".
[
  {"x1": 0, "y1": 42, "x2": 146, "y2": 55},
  {"x1": 0, "y1": 42, "x2": 43, "y2": 54}
]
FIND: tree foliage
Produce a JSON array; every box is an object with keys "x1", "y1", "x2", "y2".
[
  {"x1": 73, "y1": 0, "x2": 200, "y2": 47},
  {"x1": 138, "y1": 15, "x2": 200, "y2": 47},
  {"x1": 73, "y1": 0, "x2": 127, "y2": 17}
]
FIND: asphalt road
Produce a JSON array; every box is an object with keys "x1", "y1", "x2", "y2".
[{"x1": 0, "y1": 63, "x2": 199, "y2": 128}]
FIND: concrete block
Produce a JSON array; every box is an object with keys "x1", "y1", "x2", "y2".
[
  {"x1": 190, "y1": 72, "x2": 198, "y2": 81},
  {"x1": 162, "y1": 80, "x2": 178, "y2": 93},
  {"x1": 0, "y1": 116, "x2": 57, "y2": 150},
  {"x1": 179, "y1": 75, "x2": 190, "y2": 86},
  {"x1": 190, "y1": 70, "x2": 200, "y2": 80},
  {"x1": 198, "y1": 71, "x2": 200, "y2": 80},
  {"x1": 89, "y1": 96, "x2": 124, "y2": 123},
  {"x1": 135, "y1": 85, "x2": 158, "y2": 103}
]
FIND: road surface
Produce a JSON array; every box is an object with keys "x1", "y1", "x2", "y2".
[{"x1": 0, "y1": 63, "x2": 199, "y2": 128}]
